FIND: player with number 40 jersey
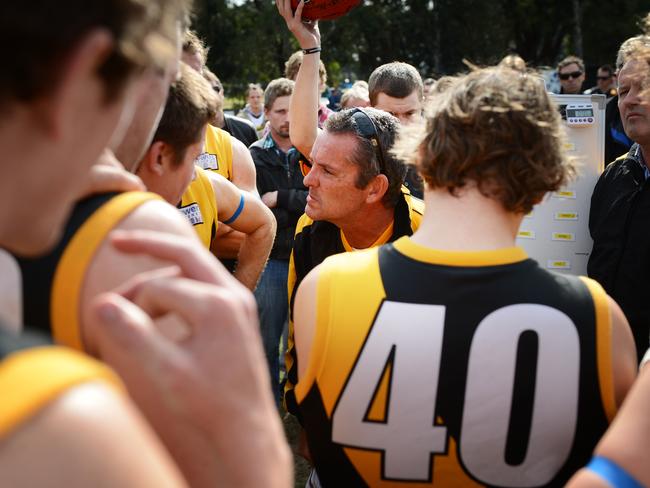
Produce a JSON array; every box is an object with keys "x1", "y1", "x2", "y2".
[{"x1": 291, "y1": 66, "x2": 638, "y2": 488}]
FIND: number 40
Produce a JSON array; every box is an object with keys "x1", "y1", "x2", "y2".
[{"x1": 331, "y1": 301, "x2": 581, "y2": 487}]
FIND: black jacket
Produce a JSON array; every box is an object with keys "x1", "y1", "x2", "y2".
[
  {"x1": 588, "y1": 144, "x2": 650, "y2": 359},
  {"x1": 250, "y1": 137, "x2": 307, "y2": 260},
  {"x1": 223, "y1": 114, "x2": 258, "y2": 147}
]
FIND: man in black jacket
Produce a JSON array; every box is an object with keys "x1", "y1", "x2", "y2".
[
  {"x1": 250, "y1": 77, "x2": 307, "y2": 404},
  {"x1": 588, "y1": 34, "x2": 650, "y2": 360}
]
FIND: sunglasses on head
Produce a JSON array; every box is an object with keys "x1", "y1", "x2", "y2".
[
  {"x1": 349, "y1": 108, "x2": 387, "y2": 175},
  {"x1": 559, "y1": 71, "x2": 583, "y2": 81},
  {"x1": 299, "y1": 108, "x2": 388, "y2": 178}
]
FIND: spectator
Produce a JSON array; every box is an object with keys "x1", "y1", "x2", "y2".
[
  {"x1": 237, "y1": 83, "x2": 267, "y2": 138},
  {"x1": 557, "y1": 55, "x2": 586, "y2": 94}
]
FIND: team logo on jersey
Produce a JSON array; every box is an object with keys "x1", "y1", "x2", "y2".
[
  {"x1": 196, "y1": 152, "x2": 219, "y2": 170},
  {"x1": 178, "y1": 203, "x2": 204, "y2": 226}
]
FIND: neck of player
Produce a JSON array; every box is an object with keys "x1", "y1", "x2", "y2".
[{"x1": 411, "y1": 185, "x2": 524, "y2": 251}]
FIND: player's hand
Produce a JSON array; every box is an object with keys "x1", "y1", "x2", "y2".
[
  {"x1": 88, "y1": 230, "x2": 292, "y2": 488},
  {"x1": 276, "y1": 0, "x2": 321, "y2": 50},
  {"x1": 80, "y1": 149, "x2": 146, "y2": 198}
]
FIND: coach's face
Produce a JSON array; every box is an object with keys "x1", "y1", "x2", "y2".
[
  {"x1": 304, "y1": 131, "x2": 371, "y2": 226},
  {"x1": 618, "y1": 59, "x2": 650, "y2": 148}
]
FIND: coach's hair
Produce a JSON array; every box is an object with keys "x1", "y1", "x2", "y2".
[
  {"x1": 393, "y1": 66, "x2": 574, "y2": 214},
  {"x1": 368, "y1": 62, "x2": 423, "y2": 105},
  {"x1": 264, "y1": 78, "x2": 294, "y2": 110},
  {"x1": 284, "y1": 50, "x2": 327, "y2": 86},
  {"x1": 153, "y1": 62, "x2": 218, "y2": 166},
  {"x1": 325, "y1": 108, "x2": 405, "y2": 208},
  {"x1": 557, "y1": 55, "x2": 584, "y2": 73},
  {"x1": 0, "y1": 0, "x2": 188, "y2": 106}
]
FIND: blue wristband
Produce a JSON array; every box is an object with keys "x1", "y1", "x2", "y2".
[
  {"x1": 586, "y1": 456, "x2": 644, "y2": 488},
  {"x1": 223, "y1": 193, "x2": 245, "y2": 225}
]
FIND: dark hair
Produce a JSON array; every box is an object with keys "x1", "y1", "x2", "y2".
[
  {"x1": 393, "y1": 67, "x2": 574, "y2": 214},
  {"x1": 368, "y1": 62, "x2": 423, "y2": 105},
  {"x1": 153, "y1": 62, "x2": 218, "y2": 165},
  {"x1": 598, "y1": 64, "x2": 614, "y2": 76},
  {"x1": 0, "y1": 0, "x2": 188, "y2": 106},
  {"x1": 325, "y1": 108, "x2": 405, "y2": 208}
]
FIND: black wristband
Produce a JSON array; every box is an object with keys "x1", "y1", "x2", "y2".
[{"x1": 302, "y1": 46, "x2": 321, "y2": 55}]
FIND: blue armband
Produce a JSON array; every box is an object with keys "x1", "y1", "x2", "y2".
[
  {"x1": 223, "y1": 193, "x2": 245, "y2": 225},
  {"x1": 586, "y1": 456, "x2": 644, "y2": 488}
]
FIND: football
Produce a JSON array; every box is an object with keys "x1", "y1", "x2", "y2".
[{"x1": 292, "y1": 0, "x2": 362, "y2": 21}]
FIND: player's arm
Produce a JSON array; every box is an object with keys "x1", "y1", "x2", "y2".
[
  {"x1": 80, "y1": 199, "x2": 201, "y2": 354},
  {"x1": 277, "y1": 0, "x2": 322, "y2": 157},
  {"x1": 609, "y1": 296, "x2": 637, "y2": 407},
  {"x1": 0, "y1": 382, "x2": 186, "y2": 487},
  {"x1": 230, "y1": 137, "x2": 259, "y2": 196},
  {"x1": 291, "y1": 263, "x2": 321, "y2": 463},
  {"x1": 88, "y1": 231, "x2": 292, "y2": 488},
  {"x1": 566, "y1": 362, "x2": 650, "y2": 488},
  {"x1": 208, "y1": 172, "x2": 276, "y2": 290}
]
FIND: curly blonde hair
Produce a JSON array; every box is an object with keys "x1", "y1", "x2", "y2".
[{"x1": 393, "y1": 66, "x2": 574, "y2": 214}]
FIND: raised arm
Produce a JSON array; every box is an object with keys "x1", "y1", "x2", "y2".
[
  {"x1": 209, "y1": 171, "x2": 276, "y2": 290},
  {"x1": 277, "y1": 0, "x2": 322, "y2": 157}
]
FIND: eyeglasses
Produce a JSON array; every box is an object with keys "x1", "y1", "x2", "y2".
[
  {"x1": 299, "y1": 157, "x2": 312, "y2": 177},
  {"x1": 559, "y1": 71, "x2": 583, "y2": 81},
  {"x1": 298, "y1": 108, "x2": 388, "y2": 178},
  {"x1": 349, "y1": 108, "x2": 387, "y2": 175},
  {"x1": 597, "y1": 75, "x2": 612, "y2": 81}
]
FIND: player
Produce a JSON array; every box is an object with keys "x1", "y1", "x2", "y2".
[{"x1": 292, "y1": 66, "x2": 637, "y2": 487}]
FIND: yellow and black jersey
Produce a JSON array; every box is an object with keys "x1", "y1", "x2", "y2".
[
  {"x1": 0, "y1": 328, "x2": 121, "y2": 440},
  {"x1": 285, "y1": 188, "x2": 424, "y2": 417},
  {"x1": 178, "y1": 166, "x2": 218, "y2": 249},
  {"x1": 15, "y1": 191, "x2": 161, "y2": 351},
  {"x1": 297, "y1": 237, "x2": 616, "y2": 488},
  {"x1": 195, "y1": 124, "x2": 234, "y2": 181}
]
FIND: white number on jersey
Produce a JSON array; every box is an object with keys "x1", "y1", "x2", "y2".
[{"x1": 331, "y1": 301, "x2": 581, "y2": 486}]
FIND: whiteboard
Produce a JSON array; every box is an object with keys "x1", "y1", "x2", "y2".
[{"x1": 515, "y1": 94, "x2": 606, "y2": 276}]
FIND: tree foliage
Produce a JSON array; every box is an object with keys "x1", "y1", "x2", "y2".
[{"x1": 192, "y1": 0, "x2": 649, "y2": 95}]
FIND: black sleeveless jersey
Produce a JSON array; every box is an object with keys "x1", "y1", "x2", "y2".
[{"x1": 296, "y1": 237, "x2": 615, "y2": 487}]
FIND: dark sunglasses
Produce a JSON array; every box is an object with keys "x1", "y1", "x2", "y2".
[
  {"x1": 559, "y1": 71, "x2": 583, "y2": 81},
  {"x1": 597, "y1": 75, "x2": 612, "y2": 81},
  {"x1": 349, "y1": 108, "x2": 387, "y2": 175},
  {"x1": 299, "y1": 108, "x2": 388, "y2": 178}
]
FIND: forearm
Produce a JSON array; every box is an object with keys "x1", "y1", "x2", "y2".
[
  {"x1": 211, "y1": 226, "x2": 245, "y2": 260},
  {"x1": 289, "y1": 52, "x2": 321, "y2": 157},
  {"x1": 233, "y1": 225, "x2": 275, "y2": 290}
]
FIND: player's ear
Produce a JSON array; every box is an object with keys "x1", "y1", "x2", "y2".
[
  {"x1": 366, "y1": 174, "x2": 389, "y2": 204},
  {"x1": 143, "y1": 141, "x2": 168, "y2": 176},
  {"x1": 41, "y1": 29, "x2": 115, "y2": 140}
]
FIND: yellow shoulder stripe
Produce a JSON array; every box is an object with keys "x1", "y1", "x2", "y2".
[
  {"x1": 0, "y1": 347, "x2": 122, "y2": 438},
  {"x1": 51, "y1": 192, "x2": 161, "y2": 351}
]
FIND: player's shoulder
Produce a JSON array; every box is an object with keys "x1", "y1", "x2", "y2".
[
  {"x1": 320, "y1": 246, "x2": 380, "y2": 276},
  {"x1": 115, "y1": 194, "x2": 195, "y2": 238}
]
